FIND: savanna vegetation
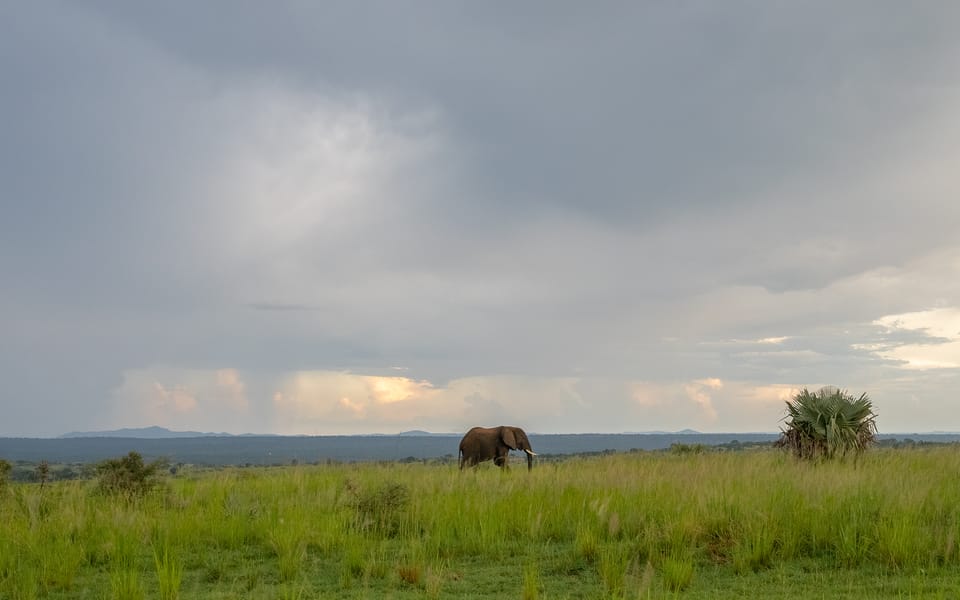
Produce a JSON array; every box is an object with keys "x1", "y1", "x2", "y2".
[
  {"x1": 2, "y1": 443, "x2": 960, "y2": 599},
  {"x1": 777, "y1": 387, "x2": 878, "y2": 461}
]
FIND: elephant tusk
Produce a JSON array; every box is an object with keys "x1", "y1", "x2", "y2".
[{"x1": 524, "y1": 449, "x2": 537, "y2": 456}]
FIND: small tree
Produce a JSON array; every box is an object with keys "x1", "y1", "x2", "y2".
[
  {"x1": 0, "y1": 459, "x2": 11, "y2": 488},
  {"x1": 95, "y1": 451, "x2": 166, "y2": 497},
  {"x1": 776, "y1": 387, "x2": 877, "y2": 461},
  {"x1": 36, "y1": 460, "x2": 51, "y2": 489}
]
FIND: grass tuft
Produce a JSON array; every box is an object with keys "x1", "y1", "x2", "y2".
[
  {"x1": 521, "y1": 562, "x2": 542, "y2": 600},
  {"x1": 661, "y1": 553, "x2": 695, "y2": 592}
]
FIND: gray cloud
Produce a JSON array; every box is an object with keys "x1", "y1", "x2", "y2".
[
  {"x1": 3, "y1": 2, "x2": 960, "y2": 435},
  {"x1": 77, "y1": 2, "x2": 960, "y2": 223}
]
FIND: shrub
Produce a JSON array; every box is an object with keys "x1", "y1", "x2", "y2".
[
  {"x1": 343, "y1": 479, "x2": 409, "y2": 535},
  {"x1": 670, "y1": 443, "x2": 706, "y2": 455},
  {"x1": 776, "y1": 387, "x2": 877, "y2": 461},
  {"x1": 0, "y1": 459, "x2": 10, "y2": 488},
  {"x1": 36, "y1": 460, "x2": 50, "y2": 488},
  {"x1": 96, "y1": 451, "x2": 166, "y2": 497}
]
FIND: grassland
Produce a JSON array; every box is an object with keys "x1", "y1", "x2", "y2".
[{"x1": 2, "y1": 447, "x2": 960, "y2": 598}]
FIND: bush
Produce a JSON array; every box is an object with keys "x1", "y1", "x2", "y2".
[
  {"x1": 343, "y1": 479, "x2": 409, "y2": 535},
  {"x1": 0, "y1": 459, "x2": 10, "y2": 488},
  {"x1": 95, "y1": 451, "x2": 166, "y2": 497},
  {"x1": 670, "y1": 443, "x2": 706, "y2": 455}
]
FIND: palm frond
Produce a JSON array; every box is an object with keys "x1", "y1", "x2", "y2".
[{"x1": 776, "y1": 387, "x2": 877, "y2": 461}]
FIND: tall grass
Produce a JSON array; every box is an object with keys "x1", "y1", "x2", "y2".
[
  {"x1": 152, "y1": 544, "x2": 182, "y2": 600},
  {"x1": 2, "y1": 448, "x2": 960, "y2": 596}
]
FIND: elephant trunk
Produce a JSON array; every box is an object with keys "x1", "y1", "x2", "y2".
[{"x1": 524, "y1": 448, "x2": 536, "y2": 470}]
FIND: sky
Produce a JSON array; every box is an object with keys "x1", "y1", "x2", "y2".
[{"x1": 3, "y1": 2, "x2": 960, "y2": 437}]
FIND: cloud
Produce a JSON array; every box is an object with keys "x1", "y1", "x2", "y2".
[
  {"x1": 627, "y1": 378, "x2": 798, "y2": 432},
  {"x1": 112, "y1": 368, "x2": 251, "y2": 432},
  {"x1": 267, "y1": 372, "x2": 588, "y2": 434},
  {"x1": 151, "y1": 383, "x2": 198, "y2": 415},
  {"x1": 872, "y1": 308, "x2": 960, "y2": 369},
  {"x1": 684, "y1": 378, "x2": 722, "y2": 423},
  {"x1": 215, "y1": 369, "x2": 249, "y2": 411},
  {"x1": 109, "y1": 367, "x2": 809, "y2": 434},
  {"x1": 270, "y1": 372, "x2": 449, "y2": 434},
  {"x1": 105, "y1": 359, "x2": 949, "y2": 436},
  {"x1": 4, "y1": 4, "x2": 960, "y2": 435}
]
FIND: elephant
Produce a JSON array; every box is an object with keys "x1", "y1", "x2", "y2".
[{"x1": 458, "y1": 426, "x2": 537, "y2": 471}]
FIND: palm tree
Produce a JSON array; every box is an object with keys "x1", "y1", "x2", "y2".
[{"x1": 776, "y1": 387, "x2": 877, "y2": 460}]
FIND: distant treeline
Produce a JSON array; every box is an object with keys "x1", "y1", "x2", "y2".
[{"x1": 1, "y1": 432, "x2": 957, "y2": 471}]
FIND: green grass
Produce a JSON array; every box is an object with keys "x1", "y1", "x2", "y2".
[{"x1": 2, "y1": 447, "x2": 960, "y2": 597}]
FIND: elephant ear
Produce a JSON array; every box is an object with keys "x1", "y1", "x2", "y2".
[
  {"x1": 501, "y1": 427, "x2": 518, "y2": 450},
  {"x1": 514, "y1": 428, "x2": 531, "y2": 450}
]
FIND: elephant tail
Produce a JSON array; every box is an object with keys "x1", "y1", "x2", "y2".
[{"x1": 458, "y1": 448, "x2": 464, "y2": 470}]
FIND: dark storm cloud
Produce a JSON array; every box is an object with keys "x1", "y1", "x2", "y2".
[
  {"x1": 79, "y1": 2, "x2": 960, "y2": 223},
  {"x1": 2, "y1": 2, "x2": 960, "y2": 435}
]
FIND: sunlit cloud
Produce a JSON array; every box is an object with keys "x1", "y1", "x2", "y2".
[
  {"x1": 742, "y1": 384, "x2": 799, "y2": 407},
  {"x1": 873, "y1": 308, "x2": 960, "y2": 369},
  {"x1": 152, "y1": 382, "x2": 198, "y2": 414},
  {"x1": 629, "y1": 379, "x2": 722, "y2": 427},
  {"x1": 216, "y1": 368, "x2": 249, "y2": 411},
  {"x1": 112, "y1": 367, "x2": 252, "y2": 432},
  {"x1": 366, "y1": 376, "x2": 434, "y2": 404},
  {"x1": 626, "y1": 379, "x2": 799, "y2": 432},
  {"x1": 110, "y1": 366, "x2": 821, "y2": 435},
  {"x1": 876, "y1": 308, "x2": 960, "y2": 338},
  {"x1": 270, "y1": 372, "x2": 450, "y2": 433},
  {"x1": 684, "y1": 379, "x2": 721, "y2": 422},
  {"x1": 723, "y1": 337, "x2": 790, "y2": 345},
  {"x1": 337, "y1": 396, "x2": 366, "y2": 417}
]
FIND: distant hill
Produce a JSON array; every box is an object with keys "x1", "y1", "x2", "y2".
[
  {"x1": 1, "y1": 432, "x2": 784, "y2": 464},
  {"x1": 60, "y1": 427, "x2": 462, "y2": 439},
  {"x1": 1, "y1": 430, "x2": 951, "y2": 466},
  {"x1": 59, "y1": 426, "x2": 234, "y2": 439},
  {"x1": 622, "y1": 429, "x2": 703, "y2": 434},
  {"x1": 59, "y1": 426, "x2": 712, "y2": 440}
]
